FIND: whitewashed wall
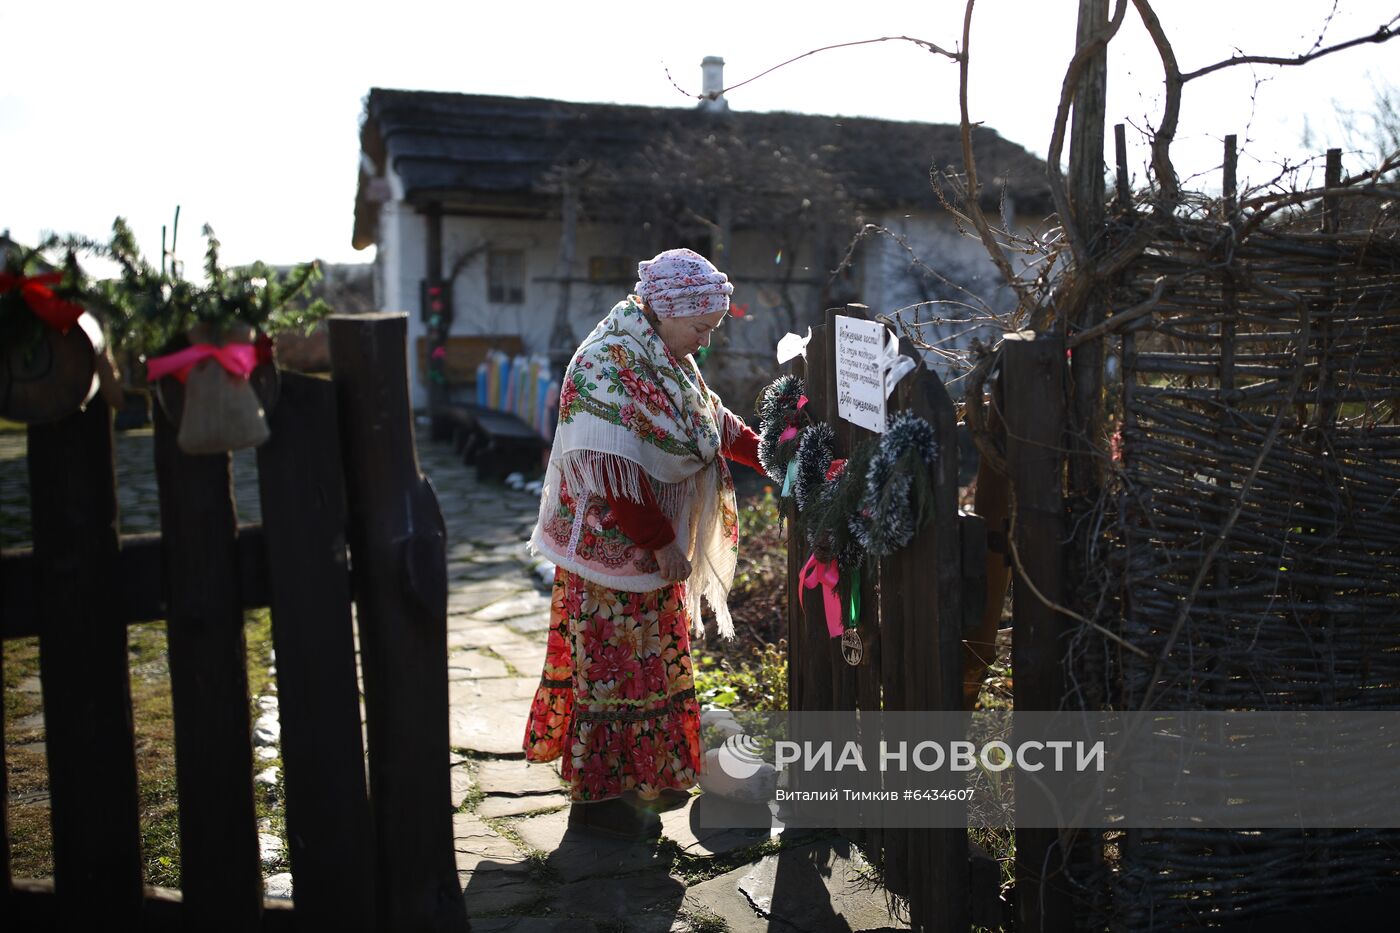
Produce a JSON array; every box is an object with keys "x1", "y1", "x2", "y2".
[
  {"x1": 862, "y1": 210, "x2": 1040, "y2": 391},
  {"x1": 374, "y1": 191, "x2": 1034, "y2": 409}
]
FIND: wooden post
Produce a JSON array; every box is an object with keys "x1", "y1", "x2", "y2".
[
  {"x1": 1114, "y1": 123, "x2": 1131, "y2": 207},
  {"x1": 1217, "y1": 134, "x2": 1239, "y2": 597},
  {"x1": 1069, "y1": 0, "x2": 1110, "y2": 248},
  {"x1": 549, "y1": 173, "x2": 581, "y2": 370},
  {"x1": 28, "y1": 401, "x2": 144, "y2": 927},
  {"x1": 153, "y1": 400, "x2": 263, "y2": 930},
  {"x1": 424, "y1": 203, "x2": 447, "y2": 433},
  {"x1": 255, "y1": 373, "x2": 377, "y2": 930},
  {"x1": 1003, "y1": 332, "x2": 1073, "y2": 933},
  {"x1": 798, "y1": 319, "x2": 835, "y2": 716},
  {"x1": 329, "y1": 313, "x2": 468, "y2": 932},
  {"x1": 1315, "y1": 148, "x2": 1343, "y2": 432},
  {"x1": 828, "y1": 306, "x2": 858, "y2": 716},
  {"x1": 786, "y1": 353, "x2": 807, "y2": 715},
  {"x1": 902, "y1": 342, "x2": 968, "y2": 933},
  {"x1": 1, "y1": 600, "x2": 8, "y2": 904}
]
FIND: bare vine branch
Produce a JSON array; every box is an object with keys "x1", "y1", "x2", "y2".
[
  {"x1": 1130, "y1": 0, "x2": 1184, "y2": 208},
  {"x1": 956, "y1": 0, "x2": 1031, "y2": 305}
]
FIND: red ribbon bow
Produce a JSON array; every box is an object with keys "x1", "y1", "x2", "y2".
[
  {"x1": 147, "y1": 343, "x2": 259, "y2": 384},
  {"x1": 799, "y1": 553, "x2": 843, "y2": 638},
  {"x1": 0, "y1": 271, "x2": 86, "y2": 334},
  {"x1": 825, "y1": 458, "x2": 847, "y2": 482}
]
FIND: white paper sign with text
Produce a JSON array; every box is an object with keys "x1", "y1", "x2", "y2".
[{"x1": 835, "y1": 315, "x2": 890, "y2": 433}]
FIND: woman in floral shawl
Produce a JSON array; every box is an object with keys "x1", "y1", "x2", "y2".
[{"x1": 524, "y1": 248, "x2": 762, "y2": 836}]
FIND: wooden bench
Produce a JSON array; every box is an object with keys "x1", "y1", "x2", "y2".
[
  {"x1": 418, "y1": 335, "x2": 527, "y2": 443},
  {"x1": 441, "y1": 403, "x2": 547, "y2": 482}
]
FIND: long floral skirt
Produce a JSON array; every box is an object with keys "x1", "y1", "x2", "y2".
[{"x1": 522, "y1": 567, "x2": 703, "y2": 802}]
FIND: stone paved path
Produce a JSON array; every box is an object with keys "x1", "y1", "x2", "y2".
[
  {"x1": 417, "y1": 439, "x2": 908, "y2": 933},
  {"x1": 1, "y1": 425, "x2": 908, "y2": 932}
]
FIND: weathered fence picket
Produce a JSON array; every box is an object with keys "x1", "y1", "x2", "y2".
[
  {"x1": 29, "y1": 400, "x2": 144, "y2": 927},
  {"x1": 255, "y1": 372, "x2": 376, "y2": 931},
  {"x1": 1003, "y1": 332, "x2": 1074, "y2": 933},
  {"x1": 153, "y1": 402, "x2": 265, "y2": 930},
  {"x1": 1, "y1": 312, "x2": 468, "y2": 932},
  {"x1": 329, "y1": 313, "x2": 469, "y2": 932}
]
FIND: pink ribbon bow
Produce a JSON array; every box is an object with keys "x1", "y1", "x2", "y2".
[
  {"x1": 146, "y1": 342, "x2": 259, "y2": 384},
  {"x1": 799, "y1": 553, "x2": 843, "y2": 638},
  {"x1": 778, "y1": 396, "x2": 810, "y2": 443}
]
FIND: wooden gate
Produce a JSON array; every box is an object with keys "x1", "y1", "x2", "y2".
[
  {"x1": 784, "y1": 305, "x2": 989, "y2": 931},
  {"x1": 1, "y1": 314, "x2": 469, "y2": 932}
]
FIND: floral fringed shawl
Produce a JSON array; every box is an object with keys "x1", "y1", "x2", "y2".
[{"x1": 529, "y1": 297, "x2": 742, "y2": 639}]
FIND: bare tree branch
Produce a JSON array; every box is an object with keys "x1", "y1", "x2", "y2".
[
  {"x1": 665, "y1": 36, "x2": 961, "y2": 103},
  {"x1": 1180, "y1": 16, "x2": 1399, "y2": 83},
  {"x1": 957, "y1": 0, "x2": 1031, "y2": 304}
]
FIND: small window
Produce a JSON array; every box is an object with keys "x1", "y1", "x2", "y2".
[
  {"x1": 588, "y1": 256, "x2": 632, "y2": 284},
  {"x1": 487, "y1": 249, "x2": 525, "y2": 304}
]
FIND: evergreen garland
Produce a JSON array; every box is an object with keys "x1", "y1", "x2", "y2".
[
  {"x1": 0, "y1": 235, "x2": 95, "y2": 352},
  {"x1": 755, "y1": 374, "x2": 806, "y2": 483},
  {"x1": 801, "y1": 441, "x2": 873, "y2": 571},
  {"x1": 851, "y1": 410, "x2": 939, "y2": 556},
  {"x1": 791, "y1": 421, "x2": 835, "y2": 513},
  {"x1": 83, "y1": 217, "x2": 329, "y2": 356}
]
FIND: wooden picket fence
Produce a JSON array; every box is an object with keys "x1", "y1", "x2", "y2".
[{"x1": 0, "y1": 314, "x2": 469, "y2": 932}]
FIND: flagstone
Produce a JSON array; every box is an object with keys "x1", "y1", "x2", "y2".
[
  {"x1": 448, "y1": 692, "x2": 533, "y2": 756},
  {"x1": 471, "y1": 592, "x2": 552, "y2": 622},
  {"x1": 510, "y1": 810, "x2": 678, "y2": 883},
  {"x1": 475, "y1": 791, "x2": 569, "y2": 819},
  {"x1": 546, "y1": 872, "x2": 687, "y2": 931},
  {"x1": 447, "y1": 649, "x2": 510, "y2": 680},
  {"x1": 681, "y1": 839, "x2": 907, "y2": 932},
  {"x1": 473, "y1": 758, "x2": 568, "y2": 796}
]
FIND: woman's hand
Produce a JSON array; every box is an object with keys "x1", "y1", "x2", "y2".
[{"x1": 654, "y1": 542, "x2": 692, "y2": 583}]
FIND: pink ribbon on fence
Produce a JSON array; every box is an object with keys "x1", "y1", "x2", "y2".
[
  {"x1": 146, "y1": 343, "x2": 259, "y2": 384},
  {"x1": 799, "y1": 553, "x2": 843, "y2": 638}
]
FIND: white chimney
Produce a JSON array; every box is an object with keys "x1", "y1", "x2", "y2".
[{"x1": 699, "y1": 56, "x2": 728, "y2": 112}]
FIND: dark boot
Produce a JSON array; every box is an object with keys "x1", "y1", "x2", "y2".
[{"x1": 567, "y1": 797, "x2": 661, "y2": 840}]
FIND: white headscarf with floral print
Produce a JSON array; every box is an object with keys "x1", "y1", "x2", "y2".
[{"x1": 634, "y1": 248, "x2": 733, "y2": 319}]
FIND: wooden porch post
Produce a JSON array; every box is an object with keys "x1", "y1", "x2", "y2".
[{"x1": 424, "y1": 203, "x2": 448, "y2": 433}]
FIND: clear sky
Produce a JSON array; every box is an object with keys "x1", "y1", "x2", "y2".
[{"x1": 3, "y1": 1, "x2": 1395, "y2": 269}]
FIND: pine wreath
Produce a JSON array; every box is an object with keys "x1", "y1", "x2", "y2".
[
  {"x1": 850, "y1": 410, "x2": 939, "y2": 557},
  {"x1": 755, "y1": 374, "x2": 806, "y2": 483}
]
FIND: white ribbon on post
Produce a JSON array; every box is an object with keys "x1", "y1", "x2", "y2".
[
  {"x1": 880, "y1": 329, "x2": 918, "y2": 399},
  {"x1": 775, "y1": 328, "x2": 812, "y2": 365}
]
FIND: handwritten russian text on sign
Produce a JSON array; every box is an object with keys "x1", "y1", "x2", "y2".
[{"x1": 835, "y1": 315, "x2": 889, "y2": 433}]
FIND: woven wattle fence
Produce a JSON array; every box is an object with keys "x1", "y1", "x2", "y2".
[{"x1": 1075, "y1": 177, "x2": 1400, "y2": 926}]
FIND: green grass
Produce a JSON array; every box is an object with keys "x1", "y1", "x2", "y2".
[
  {"x1": 693, "y1": 643, "x2": 788, "y2": 712},
  {"x1": 3, "y1": 607, "x2": 281, "y2": 887}
]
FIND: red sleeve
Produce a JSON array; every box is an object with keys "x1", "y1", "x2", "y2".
[
  {"x1": 602, "y1": 474, "x2": 676, "y2": 551},
  {"x1": 722, "y1": 421, "x2": 762, "y2": 472}
]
